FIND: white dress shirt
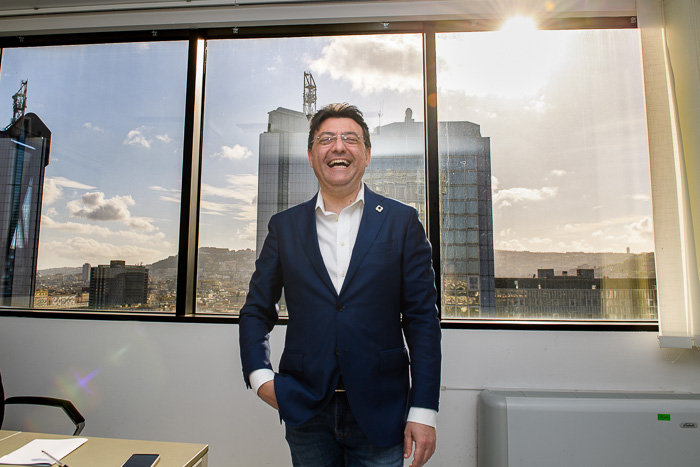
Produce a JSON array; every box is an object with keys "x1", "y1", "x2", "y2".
[{"x1": 249, "y1": 186, "x2": 436, "y2": 428}]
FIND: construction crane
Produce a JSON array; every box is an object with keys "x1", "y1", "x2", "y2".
[
  {"x1": 303, "y1": 71, "x2": 317, "y2": 121},
  {"x1": 9, "y1": 80, "x2": 28, "y2": 128}
]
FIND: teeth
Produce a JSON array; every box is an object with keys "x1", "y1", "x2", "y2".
[{"x1": 329, "y1": 159, "x2": 350, "y2": 167}]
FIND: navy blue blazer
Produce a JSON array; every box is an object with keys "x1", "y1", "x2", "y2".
[{"x1": 239, "y1": 186, "x2": 441, "y2": 447}]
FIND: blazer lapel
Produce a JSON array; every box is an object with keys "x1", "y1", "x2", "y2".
[
  {"x1": 339, "y1": 187, "x2": 388, "y2": 297},
  {"x1": 294, "y1": 193, "x2": 337, "y2": 297}
]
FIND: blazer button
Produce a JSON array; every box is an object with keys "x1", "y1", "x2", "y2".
[{"x1": 336, "y1": 303, "x2": 344, "y2": 312}]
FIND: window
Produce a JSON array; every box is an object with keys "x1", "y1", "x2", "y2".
[
  {"x1": 436, "y1": 28, "x2": 656, "y2": 321},
  {"x1": 198, "y1": 34, "x2": 425, "y2": 314},
  {"x1": 0, "y1": 41, "x2": 188, "y2": 312},
  {"x1": 0, "y1": 19, "x2": 658, "y2": 325}
]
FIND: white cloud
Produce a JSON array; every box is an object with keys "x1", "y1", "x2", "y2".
[
  {"x1": 124, "y1": 127, "x2": 151, "y2": 148},
  {"x1": 43, "y1": 177, "x2": 95, "y2": 205},
  {"x1": 83, "y1": 122, "x2": 104, "y2": 133},
  {"x1": 308, "y1": 35, "x2": 423, "y2": 95},
  {"x1": 156, "y1": 133, "x2": 172, "y2": 143},
  {"x1": 65, "y1": 191, "x2": 159, "y2": 232},
  {"x1": 125, "y1": 216, "x2": 158, "y2": 232},
  {"x1": 551, "y1": 169, "x2": 567, "y2": 177},
  {"x1": 625, "y1": 193, "x2": 651, "y2": 202},
  {"x1": 200, "y1": 200, "x2": 234, "y2": 216},
  {"x1": 42, "y1": 215, "x2": 113, "y2": 236},
  {"x1": 497, "y1": 237, "x2": 598, "y2": 253},
  {"x1": 41, "y1": 237, "x2": 164, "y2": 266},
  {"x1": 42, "y1": 180, "x2": 64, "y2": 206},
  {"x1": 67, "y1": 192, "x2": 135, "y2": 221},
  {"x1": 624, "y1": 216, "x2": 654, "y2": 243},
  {"x1": 234, "y1": 221, "x2": 257, "y2": 244},
  {"x1": 199, "y1": 174, "x2": 258, "y2": 221},
  {"x1": 203, "y1": 174, "x2": 258, "y2": 200},
  {"x1": 210, "y1": 144, "x2": 253, "y2": 161},
  {"x1": 159, "y1": 195, "x2": 181, "y2": 204},
  {"x1": 42, "y1": 214, "x2": 166, "y2": 246},
  {"x1": 496, "y1": 238, "x2": 527, "y2": 251},
  {"x1": 493, "y1": 186, "x2": 558, "y2": 208},
  {"x1": 557, "y1": 240, "x2": 598, "y2": 253},
  {"x1": 51, "y1": 177, "x2": 95, "y2": 190}
]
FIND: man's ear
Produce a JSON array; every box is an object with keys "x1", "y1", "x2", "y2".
[{"x1": 308, "y1": 149, "x2": 313, "y2": 167}]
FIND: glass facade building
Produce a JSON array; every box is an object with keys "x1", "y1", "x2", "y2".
[
  {"x1": 0, "y1": 113, "x2": 51, "y2": 307},
  {"x1": 255, "y1": 106, "x2": 495, "y2": 316}
]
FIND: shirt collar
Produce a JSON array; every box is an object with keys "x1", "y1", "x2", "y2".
[{"x1": 315, "y1": 184, "x2": 365, "y2": 215}]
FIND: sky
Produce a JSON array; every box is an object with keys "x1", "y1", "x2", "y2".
[{"x1": 0, "y1": 27, "x2": 654, "y2": 270}]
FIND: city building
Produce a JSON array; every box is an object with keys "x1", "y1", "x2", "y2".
[
  {"x1": 0, "y1": 112, "x2": 51, "y2": 308},
  {"x1": 255, "y1": 106, "x2": 495, "y2": 318},
  {"x1": 495, "y1": 268, "x2": 657, "y2": 320},
  {"x1": 88, "y1": 260, "x2": 149, "y2": 309},
  {"x1": 82, "y1": 262, "x2": 91, "y2": 283},
  {"x1": 255, "y1": 107, "x2": 316, "y2": 254}
]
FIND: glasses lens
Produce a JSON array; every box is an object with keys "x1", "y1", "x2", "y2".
[
  {"x1": 343, "y1": 135, "x2": 360, "y2": 144},
  {"x1": 316, "y1": 134, "x2": 362, "y2": 146}
]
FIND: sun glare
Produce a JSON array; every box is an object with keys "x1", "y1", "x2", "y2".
[
  {"x1": 437, "y1": 15, "x2": 567, "y2": 99},
  {"x1": 500, "y1": 16, "x2": 538, "y2": 34}
]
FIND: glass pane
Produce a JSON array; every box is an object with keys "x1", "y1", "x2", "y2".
[
  {"x1": 437, "y1": 28, "x2": 656, "y2": 321},
  {"x1": 0, "y1": 42, "x2": 187, "y2": 312},
  {"x1": 199, "y1": 34, "x2": 425, "y2": 314}
]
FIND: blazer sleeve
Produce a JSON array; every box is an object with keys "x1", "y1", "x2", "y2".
[
  {"x1": 400, "y1": 208, "x2": 442, "y2": 411},
  {"x1": 239, "y1": 216, "x2": 284, "y2": 388}
]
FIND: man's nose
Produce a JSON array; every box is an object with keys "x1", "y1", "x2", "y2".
[{"x1": 331, "y1": 135, "x2": 346, "y2": 151}]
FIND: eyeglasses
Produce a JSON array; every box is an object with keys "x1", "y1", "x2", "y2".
[{"x1": 314, "y1": 133, "x2": 364, "y2": 146}]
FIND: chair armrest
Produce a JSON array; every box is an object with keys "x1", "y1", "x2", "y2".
[{"x1": 5, "y1": 396, "x2": 86, "y2": 435}]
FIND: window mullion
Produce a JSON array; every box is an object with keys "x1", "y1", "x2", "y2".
[
  {"x1": 177, "y1": 32, "x2": 206, "y2": 316},
  {"x1": 423, "y1": 25, "x2": 442, "y2": 315}
]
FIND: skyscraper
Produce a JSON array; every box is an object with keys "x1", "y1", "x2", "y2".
[
  {"x1": 0, "y1": 112, "x2": 51, "y2": 307},
  {"x1": 256, "y1": 107, "x2": 316, "y2": 253},
  {"x1": 88, "y1": 260, "x2": 149, "y2": 309},
  {"x1": 255, "y1": 106, "x2": 495, "y2": 316}
]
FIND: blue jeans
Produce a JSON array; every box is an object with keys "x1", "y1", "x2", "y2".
[{"x1": 284, "y1": 392, "x2": 404, "y2": 467}]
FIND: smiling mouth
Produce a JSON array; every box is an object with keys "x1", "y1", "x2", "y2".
[{"x1": 328, "y1": 159, "x2": 350, "y2": 168}]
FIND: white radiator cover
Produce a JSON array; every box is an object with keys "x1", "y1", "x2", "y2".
[{"x1": 478, "y1": 389, "x2": 700, "y2": 467}]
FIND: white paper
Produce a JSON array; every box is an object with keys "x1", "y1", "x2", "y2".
[{"x1": 0, "y1": 438, "x2": 87, "y2": 465}]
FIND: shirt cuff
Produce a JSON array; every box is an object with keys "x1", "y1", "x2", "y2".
[
  {"x1": 249, "y1": 368, "x2": 275, "y2": 395},
  {"x1": 407, "y1": 407, "x2": 437, "y2": 428}
]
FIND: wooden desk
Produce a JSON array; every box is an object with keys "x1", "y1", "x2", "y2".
[
  {"x1": 0, "y1": 431, "x2": 208, "y2": 467},
  {"x1": 0, "y1": 431, "x2": 19, "y2": 442}
]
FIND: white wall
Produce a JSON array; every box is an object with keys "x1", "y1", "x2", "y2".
[{"x1": 2, "y1": 316, "x2": 700, "y2": 466}]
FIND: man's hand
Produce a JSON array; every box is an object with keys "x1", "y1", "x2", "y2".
[
  {"x1": 257, "y1": 380, "x2": 279, "y2": 410},
  {"x1": 403, "y1": 421, "x2": 436, "y2": 467}
]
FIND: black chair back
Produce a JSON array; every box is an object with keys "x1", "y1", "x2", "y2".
[{"x1": 0, "y1": 371, "x2": 5, "y2": 428}]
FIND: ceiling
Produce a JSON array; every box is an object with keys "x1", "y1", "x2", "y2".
[{"x1": 0, "y1": 0, "x2": 333, "y2": 14}]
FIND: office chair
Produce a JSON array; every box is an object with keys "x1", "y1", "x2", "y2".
[{"x1": 1, "y1": 371, "x2": 85, "y2": 436}]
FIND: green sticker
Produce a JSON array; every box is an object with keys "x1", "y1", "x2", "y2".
[{"x1": 658, "y1": 414, "x2": 671, "y2": 421}]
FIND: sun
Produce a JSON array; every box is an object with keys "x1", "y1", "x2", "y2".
[{"x1": 500, "y1": 16, "x2": 538, "y2": 35}]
